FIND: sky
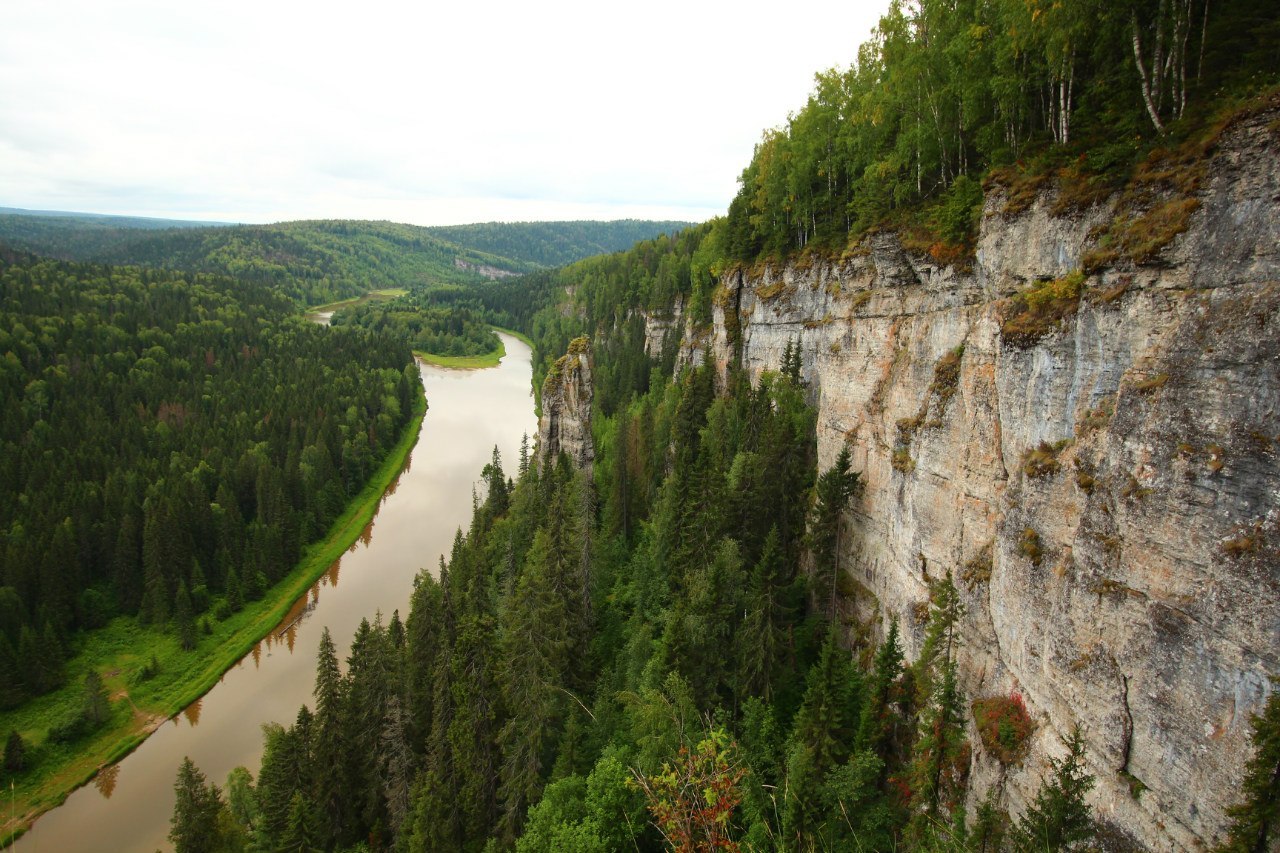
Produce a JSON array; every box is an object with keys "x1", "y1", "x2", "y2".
[{"x1": 1, "y1": 0, "x2": 888, "y2": 227}]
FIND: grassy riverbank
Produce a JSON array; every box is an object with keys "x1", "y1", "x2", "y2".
[
  {"x1": 305, "y1": 287, "x2": 407, "y2": 317},
  {"x1": 416, "y1": 326, "x2": 533, "y2": 369},
  {"x1": 0, "y1": 389, "x2": 428, "y2": 846}
]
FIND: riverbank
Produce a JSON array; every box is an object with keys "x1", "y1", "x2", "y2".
[
  {"x1": 303, "y1": 287, "x2": 407, "y2": 319},
  {"x1": 415, "y1": 326, "x2": 534, "y2": 369},
  {"x1": 0, "y1": 387, "x2": 428, "y2": 846}
]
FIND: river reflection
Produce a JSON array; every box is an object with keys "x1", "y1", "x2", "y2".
[{"x1": 13, "y1": 333, "x2": 536, "y2": 853}]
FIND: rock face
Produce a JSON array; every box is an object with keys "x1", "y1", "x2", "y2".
[
  {"x1": 538, "y1": 336, "x2": 594, "y2": 471},
  {"x1": 696, "y1": 107, "x2": 1279, "y2": 849}
]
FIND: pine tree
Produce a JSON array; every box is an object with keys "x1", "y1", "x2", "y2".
[
  {"x1": 1010, "y1": 726, "x2": 1096, "y2": 852},
  {"x1": 1217, "y1": 689, "x2": 1280, "y2": 853}
]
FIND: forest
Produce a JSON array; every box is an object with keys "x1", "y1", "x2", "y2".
[
  {"x1": 0, "y1": 216, "x2": 693, "y2": 310},
  {"x1": 0, "y1": 251, "x2": 417, "y2": 730},
  {"x1": 424, "y1": 220, "x2": 694, "y2": 269},
  {"x1": 160, "y1": 0, "x2": 1280, "y2": 845},
  {"x1": 331, "y1": 292, "x2": 501, "y2": 360},
  {"x1": 168, "y1": 227, "x2": 1280, "y2": 852},
  {"x1": 722, "y1": 0, "x2": 1279, "y2": 262}
]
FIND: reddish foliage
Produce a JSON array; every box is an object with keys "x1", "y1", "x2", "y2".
[
  {"x1": 973, "y1": 691, "x2": 1034, "y2": 765},
  {"x1": 635, "y1": 730, "x2": 746, "y2": 853}
]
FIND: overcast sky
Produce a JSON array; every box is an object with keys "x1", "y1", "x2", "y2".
[{"x1": 1, "y1": 0, "x2": 888, "y2": 226}]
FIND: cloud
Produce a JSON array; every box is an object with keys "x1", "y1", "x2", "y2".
[{"x1": 0, "y1": 0, "x2": 888, "y2": 225}]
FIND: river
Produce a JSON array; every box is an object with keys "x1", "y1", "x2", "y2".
[{"x1": 13, "y1": 332, "x2": 536, "y2": 852}]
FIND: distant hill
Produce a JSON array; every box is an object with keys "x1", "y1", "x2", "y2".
[
  {"x1": 425, "y1": 219, "x2": 693, "y2": 268},
  {"x1": 0, "y1": 206, "x2": 230, "y2": 229},
  {"x1": 0, "y1": 212, "x2": 695, "y2": 306}
]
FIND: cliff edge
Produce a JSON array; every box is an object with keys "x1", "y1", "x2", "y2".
[{"x1": 668, "y1": 102, "x2": 1279, "y2": 849}]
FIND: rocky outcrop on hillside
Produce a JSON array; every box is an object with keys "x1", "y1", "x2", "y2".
[
  {"x1": 537, "y1": 336, "x2": 594, "y2": 471},
  {"x1": 692, "y1": 106, "x2": 1279, "y2": 849}
]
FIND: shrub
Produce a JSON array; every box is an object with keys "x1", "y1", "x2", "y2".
[
  {"x1": 1022, "y1": 440, "x2": 1070, "y2": 479},
  {"x1": 974, "y1": 692, "x2": 1034, "y2": 765},
  {"x1": 1018, "y1": 528, "x2": 1044, "y2": 565},
  {"x1": 1001, "y1": 271, "x2": 1085, "y2": 348},
  {"x1": 962, "y1": 543, "x2": 994, "y2": 588}
]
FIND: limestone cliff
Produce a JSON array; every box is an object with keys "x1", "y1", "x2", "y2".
[
  {"x1": 537, "y1": 336, "x2": 594, "y2": 471},
  {"x1": 690, "y1": 106, "x2": 1278, "y2": 849}
]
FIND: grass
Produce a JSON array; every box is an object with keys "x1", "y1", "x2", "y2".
[
  {"x1": 304, "y1": 287, "x2": 407, "y2": 315},
  {"x1": 0, "y1": 390, "x2": 427, "y2": 846},
  {"x1": 415, "y1": 326, "x2": 534, "y2": 370}
]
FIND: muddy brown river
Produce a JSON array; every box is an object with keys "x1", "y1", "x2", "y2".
[{"x1": 13, "y1": 332, "x2": 536, "y2": 852}]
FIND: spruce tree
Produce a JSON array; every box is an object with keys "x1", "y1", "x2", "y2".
[
  {"x1": 81, "y1": 669, "x2": 110, "y2": 729},
  {"x1": 280, "y1": 791, "x2": 324, "y2": 853},
  {"x1": 857, "y1": 619, "x2": 906, "y2": 764},
  {"x1": 735, "y1": 526, "x2": 791, "y2": 702},
  {"x1": 169, "y1": 757, "x2": 225, "y2": 853},
  {"x1": 810, "y1": 446, "x2": 859, "y2": 619},
  {"x1": 3, "y1": 729, "x2": 25, "y2": 775},
  {"x1": 1217, "y1": 689, "x2": 1280, "y2": 853},
  {"x1": 1010, "y1": 726, "x2": 1096, "y2": 852},
  {"x1": 174, "y1": 579, "x2": 196, "y2": 651},
  {"x1": 312, "y1": 625, "x2": 347, "y2": 845}
]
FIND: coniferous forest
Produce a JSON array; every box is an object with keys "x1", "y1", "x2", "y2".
[
  {"x1": 0, "y1": 252, "x2": 418, "y2": 712},
  {"x1": 160, "y1": 0, "x2": 1280, "y2": 848},
  {"x1": 0, "y1": 0, "x2": 1277, "y2": 849},
  {"x1": 157, "y1": 0, "x2": 1280, "y2": 847}
]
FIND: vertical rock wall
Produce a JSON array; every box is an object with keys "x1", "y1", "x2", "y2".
[
  {"x1": 699, "y1": 108, "x2": 1280, "y2": 849},
  {"x1": 537, "y1": 335, "x2": 595, "y2": 472}
]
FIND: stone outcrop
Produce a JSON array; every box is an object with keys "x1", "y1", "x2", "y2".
[
  {"x1": 537, "y1": 336, "x2": 594, "y2": 471},
  {"x1": 693, "y1": 106, "x2": 1279, "y2": 849}
]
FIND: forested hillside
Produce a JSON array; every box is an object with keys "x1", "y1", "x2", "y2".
[
  {"x1": 0, "y1": 216, "x2": 694, "y2": 310},
  {"x1": 724, "y1": 0, "x2": 1279, "y2": 261},
  {"x1": 0, "y1": 217, "x2": 486, "y2": 305},
  {"x1": 0, "y1": 255, "x2": 418, "y2": 711},
  {"x1": 331, "y1": 291, "x2": 501, "y2": 360},
  {"x1": 425, "y1": 220, "x2": 692, "y2": 268},
  {"x1": 163, "y1": 0, "x2": 1280, "y2": 848}
]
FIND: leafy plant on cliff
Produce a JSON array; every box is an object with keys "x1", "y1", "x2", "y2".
[
  {"x1": 974, "y1": 692, "x2": 1035, "y2": 766},
  {"x1": 1000, "y1": 271, "x2": 1086, "y2": 348}
]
